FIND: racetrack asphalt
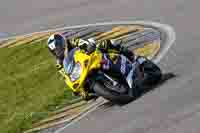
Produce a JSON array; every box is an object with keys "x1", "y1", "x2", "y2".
[{"x1": 2, "y1": 0, "x2": 200, "y2": 132}]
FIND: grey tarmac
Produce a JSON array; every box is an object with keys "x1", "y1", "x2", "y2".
[{"x1": 1, "y1": 0, "x2": 200, "y2": 133}]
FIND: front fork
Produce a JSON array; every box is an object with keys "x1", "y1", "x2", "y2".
[{"x1": 79, "y1": 76, "x2": 100, "y2": 101}]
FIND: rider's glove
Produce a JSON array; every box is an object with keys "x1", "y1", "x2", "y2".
[{"x1": 56, "y1": 64, "x2": 63, "y2": 70}]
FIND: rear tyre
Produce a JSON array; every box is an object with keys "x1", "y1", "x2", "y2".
[{"x1": 142, "y1": 60, "x2": 162, "y2": 85}]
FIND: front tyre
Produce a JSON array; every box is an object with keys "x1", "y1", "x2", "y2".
[{"x1": 93, "y1": 79, "x2": 134, "y2": 104}]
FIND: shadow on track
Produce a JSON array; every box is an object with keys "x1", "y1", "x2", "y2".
[
  {"x1": 133, "y1": 72, "x2": 177, "y2": 101},
  {"x1": 95, "y1": 73, "x2": 177, "y2": 110}
]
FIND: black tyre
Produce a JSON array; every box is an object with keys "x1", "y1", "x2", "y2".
[
  {"x1": 93, "y1": 78, "x2": 134, "y2": 104},
  {"x1": 142, "y1": 60, "x2": 162, "y2": 85}
]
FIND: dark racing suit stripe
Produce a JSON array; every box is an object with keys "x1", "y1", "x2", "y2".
[{"x1": 102, "y1": 54, "x2": 132, "y2": 77}]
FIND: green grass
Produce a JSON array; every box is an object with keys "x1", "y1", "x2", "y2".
[{"x1": 0, "y1": 39, "x2": 77, "y2": 133}]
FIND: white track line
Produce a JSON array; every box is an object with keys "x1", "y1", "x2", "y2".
[{"x1": 54, "y1": 99, "x2": 106, "y2": 133}]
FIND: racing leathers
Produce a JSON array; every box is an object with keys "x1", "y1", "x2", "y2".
[{"x1": 56, "y1": 37, "x2": 135, "y2": 70}]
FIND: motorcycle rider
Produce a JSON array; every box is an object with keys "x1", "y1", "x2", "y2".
[{"x1": 47, "y1": 33, "x2": 145, "y2": 99}]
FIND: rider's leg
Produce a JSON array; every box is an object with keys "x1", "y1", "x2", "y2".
[
  {"x1": 101, "y1": 54, "x2": 132, "y2": 78},
  {"x1": 105, "y1": 39, "x2": 135, "y2": 62},
  {"x1": 120, "y1": 46, "x2": 135, "y2": 62}
]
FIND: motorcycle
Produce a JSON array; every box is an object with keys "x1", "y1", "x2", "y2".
[{"x1": 59, "y1": 47, "x2": 162, "y2": 104}]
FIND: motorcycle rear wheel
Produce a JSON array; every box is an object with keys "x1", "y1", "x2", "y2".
[{"x1": 142, "y1": 59, "x2": 162, "y2": 85}]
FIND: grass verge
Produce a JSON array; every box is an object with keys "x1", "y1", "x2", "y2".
[{"x1": 0, "y1": 39, "x2": 77, "y2": 133}]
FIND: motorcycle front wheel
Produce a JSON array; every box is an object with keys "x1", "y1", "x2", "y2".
[{"x1": 93, "y1": 77, "x2": 134, "y2": 104}]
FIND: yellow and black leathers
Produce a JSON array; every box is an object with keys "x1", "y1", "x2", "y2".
[{"x1": 56, "y1": 38, "x2": 134, "y2": 67}]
